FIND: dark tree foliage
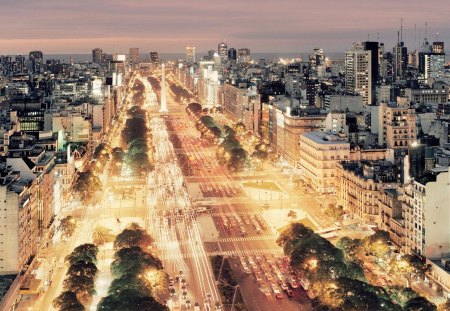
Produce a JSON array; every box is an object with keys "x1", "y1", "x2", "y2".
[
  {"x1": 65, "y1": 243, "x2": 99, "y2": 265},
  {"x1": 111, "y1": 246, "x2": 162, "y2": 278},
  {"x1": 67, "y1": 260, "x2": 98, "y2": 279},
  {"x1": 113, "y1": 224, "x2": 155, "y2": 250},
  {"x1": 53, "y1": 291, "x2": 85, "y2": 311},
  {"x1": 72, "y1": 171, "x2": 102, "y2": 203},
  {"x1": 97, "y1": 289, "x2": 169, "y2": 311},
  {"x1": 404, "y1": 297, "x2": 437, "y2": 311}
]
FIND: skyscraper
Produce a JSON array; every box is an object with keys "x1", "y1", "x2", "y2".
[
  {"x1": 227, "y1": 48, "x2": 237, "y2": 62},
  {"x1": 129, "y1": 48, "x2": 140, "y2": 64},
  {"x1": 28, "y1": 51, "x2": 43, "y2": 74},
  {"x1": 218, "y1": 42, "x2": 228, "y2": 61},
  {"x1": 361, "y1": 42, "x2": 379, "y2": 83},
  {"x1": 149, "y1": 52, "x2": 160, "y2": 64},
  {"x1": 238, "y1": 48, "x2": 251, "y2": 63},
  {"x1": 92, "y1": 48, "x2": 103, "y2": 63},
  {"x1": 419, "y1": 40, "x2": 445, "y2": 79},
  {"x1": 345, "y1": 42, "x2": 372, "y2": 106},
  {"x1": 393, "y1": 30, "x2": 408, "y2": 80},
  {"x1": 186, "y1": 46, "x2": 196, "y2": 64}
]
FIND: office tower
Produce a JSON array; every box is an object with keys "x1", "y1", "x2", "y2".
[
  {"x1": 345, "y1": 42, "x2": 372, "y2": 106},
  {"x1": 129, "y1": 48, "x2": 140, "y2": 64},
  {"x1": 393, "y1": 27, "x2": 408, "y2": 80},
  {"x1": 160, "y1": 63, "x2": 168, "y2": 113},
  {"x1": 149, "y1": 52, "x2": 160, "y2": 64},
  {"x1": 228, "y1": 48, "x2": 237, "y2": 62},
  {"x1": 310, "y1": 48, "x2": 325, "y2": 66},
  {"x1": 218, "y1": 42, "x2": 228, "y2": 61},
  {"x1": 92, "y1": 48, "x2": 103, "y2": 63},
  {"x1": 186, "y1": 46, "x2": 196, "y2": 64},
  {"x1": 238, "y1": 48, "x2": 251, "y2": 63},
  {"x1": 28, "y1": 51, "x2": 43, "y2": 74},
  {"x1": 362, "y1": 42, "x2": 379, "y2": 83},
  {"x1": 419, "y1": 40, "x2": 445, "y2": 79},
  {"x1": 432, "y1": 41, "x2": 444, "y2": 54}
]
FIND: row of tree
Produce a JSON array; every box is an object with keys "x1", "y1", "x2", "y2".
[
  {"x1": 165, "y1": 118, "x2": 193, "y2": 176},
  {"x1": 276, "y1": 223, "x2": 437, "y2": 310},
  {"x1": 217, "y1": 124, "x2": 248, "y2": 172},
  {"x1": 121, "y1": 105, "x2": 154, "y2": 176},
  {"x1": 97, "y1": 223, "x2": 169, "y2": 311},
  {"x1": 53, "y1": 243, "x2": 100, "y2": 310}
]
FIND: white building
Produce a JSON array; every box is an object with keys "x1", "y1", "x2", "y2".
[
  {"x1": 345, "y1": 43, "x2": 372, "y2": 106},
  {"x1": 402, "y1": 169, "x2": 450, "y2": 258},
  {"x1": 299, "y1": 131, "x2": 350, "y2": 194}
]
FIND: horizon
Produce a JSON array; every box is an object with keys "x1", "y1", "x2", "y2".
[{"x1": 1, "y1": 0, "x2": 449, "y2": 54}]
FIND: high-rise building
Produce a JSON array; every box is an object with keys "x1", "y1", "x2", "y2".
[
  {"x1": 129, "y1": 47, "x2": 140, "y2": 64},
  {"x1": 149, "y1": 52, "x2": 160, "y2": 64},
  {"x1": 393, "y1": 32, "x2": 408, "y2": 80},
  {"x1": 345, "y1": 42, "x2": 372, "y2": 106},
  {"x1": 238, "y1": 48, "x2": 251, "y2": 63},
  {"x1": 432, "y1": 41, "x2": 445, "y2": 54},
  {"x1": 419, "y1": 40, "x2": 445, "y2": 79},
  {"x1": 92, "y1": 48, "x2": 103, "y2": 63},
  {"x1": 218, "y1": 42, "x2": 228, "y2": 61},
  {"x1": 28, "y1": 51, "x2": 43, "y2": 74},
  {"x1": 186, "y1": 46, "x2": 196, "y2": 64},
  {"x1": 228, "y1": 48, "x2": 237, "y2": 62},
  {"x1": 361, "y1": 42, "x2": 379, "y2": 83}
]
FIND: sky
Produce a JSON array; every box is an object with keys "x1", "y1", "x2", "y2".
[{"x1": 0, "y1": 0, "x2": 449, "y2": 54}]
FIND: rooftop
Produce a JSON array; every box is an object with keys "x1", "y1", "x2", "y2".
[{"x1": 302, "y1": 131, "x2": 349, "y2": 145}]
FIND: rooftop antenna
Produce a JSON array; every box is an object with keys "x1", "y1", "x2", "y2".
[
  {"x1": 377, "y1": 32, "x2": 380, "y2": 42},
  {"x1": 367, "y1": 33, "x2": 370, "y2": 41},
  {"x1": 414, "y1": 24, "x2": 417, "y2": 51},
  {"x1": 425, "y1": 22, "x2": 428, "y2": 41},
  {"x1": 435, "y1": 32, "x2": 439, "y2": 41},
  {"x1": 400, "y1": 18, "x2": 403, "y2": 42}
]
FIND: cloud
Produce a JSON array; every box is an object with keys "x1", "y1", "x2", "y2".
[{"x1": 0, "y1": 0, "x2": 448, "y2": 53}]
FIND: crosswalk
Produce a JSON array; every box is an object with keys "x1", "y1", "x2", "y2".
[
  {"x1": 218, "y1": 235, "x2": 276, "y2": 243},
  {"x1": 209, "y1": 248, "x2": 283, "y2": 257},
  {"x1": 158, "y1": 248, "x2": 284, "y2": 261}
]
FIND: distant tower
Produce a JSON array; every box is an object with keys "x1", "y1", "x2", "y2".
[
  {"x1": 160, "y1": 63, "x2": 168, "y2": 113},
  {"x1": 218, "y1": 42, "x2": 228, "y2": 61},
  {"x1": 92, "y1": 48, "x2": 103, "y2": 63},
  {"x1": 186, "y1": 46, "x2": 196, "y2": 64}
]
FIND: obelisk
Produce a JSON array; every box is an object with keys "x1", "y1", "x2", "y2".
[{"x1": 159, "y1": 63, "x2": 168, "y2": 113}]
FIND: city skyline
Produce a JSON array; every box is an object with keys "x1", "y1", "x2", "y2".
[{"x1": 0, "y1": 0, "x2": 449, "y2": 54}]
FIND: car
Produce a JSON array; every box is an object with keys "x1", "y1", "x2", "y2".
[
  {"x1": 215, "y1": 302, "x2": 222, "y2": 310},
  {"x1": 194, "y1": 302, "x2": 201, "y2": 311},
  {"x1": 181, "y1": 278, "x2": 187, "y2": 286},
  {"x1": 182, "y1": 292, "x2": 188, "y2": 300},
  {"x1": 275, "y1": 292, "x2": 284, "y2": 299},
  {"x1": 169, "y1": 288, "x2": 176, "y2": 297},
  {"x1": 185, "y1": 300, "x2": 192, "y2": 308}
]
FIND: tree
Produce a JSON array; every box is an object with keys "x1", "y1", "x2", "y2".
[
  {"x1": 324, "y1": 204, "x2": 344, "y2": 220},
  {"x1": 404, "y1": 297, "x2": 437, "y2": 311},
  {"x1": 361, "y1": 230, "x2": 391, "y2": 258},
  {"x1": 53, "y1": 291, "x2": 85, "y2": 311},
  {"x1": 108, "y1": 273, "x2": 151, "y2": 297},
  {"x1": 67, "y1": 260, "x2": 98, "y2": 279},
  {"x1": 92, "y1": 226, "x2": 113, "y2": 246},
  {"x1": 66, "y1": 243, "x2": 98, "y2": 265},
  {"x1": 97, "y1": 289, "x2": 168, "y2": 311},
  {"x1": 114, "y1": 225, "x2": 154, "y2": 250},
  {"x1": 111, "y1": 246, "x2": 163, "y2": 279},
  {"x1": 72, "y1": 171, "x2": 102, "y2": 203},
  {"x1": 59, "y1": 216, "x2": 76, "y2": 239},
  {"x1": 336, "y1": 237, "x2": 362, "y2": 261},
  {"x1": 385, "y1": 286, "x2": 419, "y2": 308},
  {"x1": 227, "y1": 148, "x2": 247, "y2": 172},
  {"x1": 62, "y1": 274, "x2": 96, "y2": 302},
  {"x1": 287, "y1": 210, "x2": 297, "y2": 221},
  {"x1": 233, "y1": 122, "x2": 246, "y2": 135}
]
